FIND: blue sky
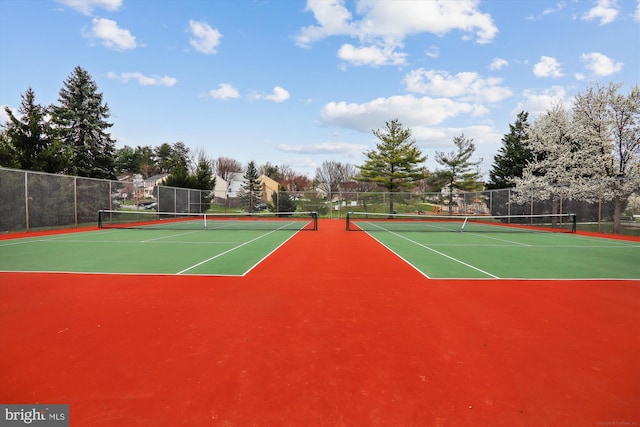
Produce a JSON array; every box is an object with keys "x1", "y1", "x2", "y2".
[{"x1": 1, "y1": 0, "x2": 639, "y2": 178}]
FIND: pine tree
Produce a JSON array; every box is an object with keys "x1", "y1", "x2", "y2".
[
  {"x1": 114, "y1": 145, "x2": 142, "y2": 175},
  {"x1": 1, "y1": 88, "x2": 70, "y2": 172},
  {"x1": 192, "y1": 156, "x2": 216, "y2": 212},
  {"x1": 435, "y1": 133, "x2": 482, "y2": 215},
  {"x1": 241, "y1": 161, "x2": 262, "y2": 212},
  {"x1": 164, "y1": 163, "x2": 192, "y2": 188},
  {"x1": 271, "y1": 186, "x2": 297, "y2": 213},
  {"x1": 52, "y1": 66, "x2": 116, "y2": 179},
  {"x1": 487, "y1": 111, "x2": 533, "y2": 189},
  {"x1": 358, "y1": 119, "x2": 427, "y2": 214}
]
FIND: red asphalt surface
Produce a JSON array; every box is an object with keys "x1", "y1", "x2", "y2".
[{"x1": 1, "y1": 219, "x2": 639, "y2": 426}]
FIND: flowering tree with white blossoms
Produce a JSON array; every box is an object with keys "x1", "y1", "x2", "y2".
[
  {"x1": 573, "y1": 83, "x2": 640, "y2": 232},
  {"x1": 513, "y1": 83, "x2": 640, "y2": 233}
]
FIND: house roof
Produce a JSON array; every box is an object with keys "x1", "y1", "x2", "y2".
[{"x1": 145, "y1": 174, "x2": 169, "y2": 183}]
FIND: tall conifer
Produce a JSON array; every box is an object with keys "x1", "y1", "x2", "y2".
[{"x1": 52, "y1": 66, "x2": 116, "y2": 179}]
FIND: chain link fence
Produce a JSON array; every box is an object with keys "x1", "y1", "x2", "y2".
[{"x1": 1, "y1": 167, "x2": 639, "y2": 235}]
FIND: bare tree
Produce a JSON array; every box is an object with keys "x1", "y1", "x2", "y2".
[
  {"x1": 314, "y1": 160, "x2": 356, "y2": 194},
  {"x1": 189, "y1": 147, "x2": 211, "y2": 175},
  {"x1": 214, "y1": 156, "x2": 243, "y2": 182},
  {"x1": 279, "y1": 164, "x2": 311, "y2": 191}
]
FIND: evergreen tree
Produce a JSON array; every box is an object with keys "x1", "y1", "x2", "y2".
[
  {"x1": 241, "y1": 161, "x2": 262, "y2": 212},
  {"x1": 260, "y1": 162, "x2": 282, "y2": 182},
  {"x1": 51, "y1": 66, "x2": 116, "y2": 179},
  {"x1": 1, "y1": 88, "x2": 70, "y2": 172},
  {"x1": 114, "y1": 145, "x2": 141, "y2": 175},
  {"x1": 164, "y1": 163, "x2": 192, "y2": 188},
  {"x1": 0, "y1": 130, "x2": 16, "y2": 168},
  {"x1": 487, "y1": 111, "x2": 533, "y2": 189},
  {"x1": 192, "y1": 156, "x2": 216, "y2": 212},
  {"x1": 270, "y1": 186, "x2": 297, "y2": 213},
  {"x1": 154, "y1": 142, "x2": 190, "y2": 174},
  {"x1": 358, "y1": 119, "x2": 427, "y2": 214},
  {"x1": 137, "y1": 145, "x2": 159, "y2": 178},
  {"x1": 435, "y1": 133, "x2": 482, "y2": 215},
  {"x1": 154, "y1": 143, "x2": 175, "y2": 173}
]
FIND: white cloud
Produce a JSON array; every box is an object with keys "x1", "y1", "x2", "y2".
[
  {"x1": 295, "y1": 0, "x2": 356, "y2": 48},
  {"x1": 425, "y1": 46, "x2": 439, "y2": 59},
  {"x1": 581, "y1": 52, "x2": 623, "y2": 76},
  {"x1": 489, "y1": 58, "x2": 508, "y2": 70},
  {"x1": 253, "y1": 86, "x2": 290, "y2": 103},
  {"x1": 295, "y1": 0, "x2": 498, "y2": 67},
  {"x1": 634, "y1": 0, "x2": 640, "y2": 22},
  {"x1": 107, "y1": 72, "x2": 177, "y2": 86},
  {"x1": 277, "y1": 156, "x2": 320, "y2": 171},
  {"x1": 403, "y1": 69, "x2": 512, "y2": 103},
  {"x1": 583, "y1": 0, "x2": 619, "y2": 24},
  {"x1": 512, "y1": 86, "x2": 570, "y2": 119},
  {"x1": 55, "y1": 0, "x2": 122, "y2": 15},
  {"x1": 188, "y1": 20, "x2": 222, "y2": 54},
  {"x1": 277, "y1": 141, "x2": 368, "y2": 156},
  {"x1": 207, "y1": 83, "x2": 240, "y2": 100},
  {"x1": 533, "y1": 56, "x2": 564, "y2": 78},
  {"x1": 542, "y1": 2, "x2": 566, "y2": 16},
  {"x1": 320, "y1": 94, "x2": 485, "y2": 132},
  {"x1": 86, "y1": 18, "x2": 136, "y2": 51},
  {"x1": 337, "y1": 43, "x2": 407, "y2": 67}
]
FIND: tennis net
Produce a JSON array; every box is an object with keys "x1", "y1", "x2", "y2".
[
  {"x1": 98, "y1": 210, "x2": 318, "y2": 231},
  {"x1": 346, "y1": 212, "x2": 576, "y2": 233}
]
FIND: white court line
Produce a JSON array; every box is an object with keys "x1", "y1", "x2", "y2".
[
  {"x1": 363, "y1": 233, "x2": 431, "y2": 279},
  {"x1": 0, "y1": 229, "x2": 116, "y2": 246},
  {"x1": 557, "y1": 232, "x2": 640, "y2": 247},
  {"x1": 177, "y1": 222, "x2": 298, "y2": 274},
  {"x1": 20, "y1": 239, "x2": 241, "y2": 245},
  {"x1": 141, "y1": 229, "x2": 204, "y2": 243},
  {"x1": 420, "y1": 243, "x2": 639, "y2": 249},
  {"x1": 365, "y1": 222, "x2": 499, "y2": 279},
  {"x1": 465, "y1": 232, "x2": 533, "y2": 247},
  {"x1": 240, "y1": 229, "x2": 301, "y2": 276}
]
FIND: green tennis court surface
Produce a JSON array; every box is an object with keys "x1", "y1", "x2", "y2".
[
  {"x1": 0, "y1": 227, "x2": 302, "y2": 276},
  {"x1": 1, "y1": 216, "x2": 638, "y2": 278},
  {"x1": 357, "y1": 225, "x2": 639, "y2": 279}
]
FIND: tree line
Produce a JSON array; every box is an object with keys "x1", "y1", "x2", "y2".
[{"x1": 1, "y1": 67, "x2": 638, "y2": 230}]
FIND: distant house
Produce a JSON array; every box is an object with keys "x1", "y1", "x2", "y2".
[
  {"x1": 115, "y1": 174, "x2": 143, "y2": 200},
  {"x1": 226, "y1": 172, "x2": 246, "y2": 198},
  {"x1": 212, "y1": 175, "x2": 228, "y2": 203},
  {"x1": 223, "y1": 173, "x2": 281, "y2": 203},
  {"x1": 258, "y1": 175, "x2": 280, "y2": 202},
  {"x1": 143, "y1": 174, "x2": 169, "y2": 199}
]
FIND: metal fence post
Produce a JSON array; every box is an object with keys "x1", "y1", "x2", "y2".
[{"x1": 24, "y1": 171, "x2": 30, "y2": 231}]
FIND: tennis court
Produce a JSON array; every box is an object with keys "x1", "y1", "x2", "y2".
[
  {"x1": 0, "y1": 211, "x2": 318, "y2": 276},
  {"x1": 1, "y1": 217, "x2": 639, "y2": 426},
  {"x1": 347, "y1": 213, "x2": 639, "y2": 280},
  {"x1": 1, "y1": 211, "x2": 637, "y2": 279}
]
